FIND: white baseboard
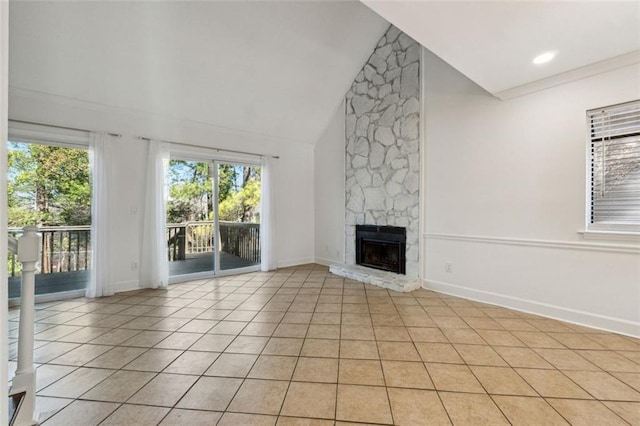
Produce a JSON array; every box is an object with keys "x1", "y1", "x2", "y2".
[
  {"x1": 277, "y1": 257, "x2": 316, "y2": 269},
  {"x1": 115, "y1": 280, "x2": 140, "y2": 293},
  {"x1": 314, "y1": 256, "x2": 340, "y2": 266},
  {"x1": 423, "y1": 279, "x2": 640, "y2": 338}
]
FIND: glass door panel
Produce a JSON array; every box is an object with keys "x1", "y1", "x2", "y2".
[
  {"x1": 216, "y1": 163, "x2": 261, "y2": 271},
  {"x1": 167, "y1": 159, "x2": 215, "y2": 277}
]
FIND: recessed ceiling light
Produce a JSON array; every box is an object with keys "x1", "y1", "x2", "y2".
[{"x1": 532, "y1": 51, "x2": 556, "y2": 65}]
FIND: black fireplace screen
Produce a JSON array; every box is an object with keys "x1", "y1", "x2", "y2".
[{"x1": 355, "y1": 225, "x2": 406, "y2": 274}]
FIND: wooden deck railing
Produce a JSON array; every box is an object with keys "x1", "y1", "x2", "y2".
[
  {"x1": 8, "y1": 226, "x2": 91, "y2": 277},
  {"x1": 167, "y1": 221, "x2": 260, "y2": 264}
]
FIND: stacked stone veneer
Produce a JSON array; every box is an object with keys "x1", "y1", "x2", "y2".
[{"x1": 345, "y1": 25, "x2": 420, "y2": 278}]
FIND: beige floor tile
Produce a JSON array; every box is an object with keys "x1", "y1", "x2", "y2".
[
  {"x1": 39, "y1": 367, "x2": 113, "y2": 398},
  {"x1": 300, "y1": 338, "x2": 340, "y2": 358},
  {"x1": 101, "y1": 403, "x2": 170, "y2": 425},
  {"x1": 475, "y1": 329, "x2": 525, "y2": 347},
  {"x1": 153, "y1": 332, "x2": 202, "y2": 350},
  {"x1": 121, "y1": 330, "x2": 171, "y2": 347},
  {"x1": 242, "y1": 322, "x2": 279, "y2": 337},
  {"x1": 377, "y1": 341, "x2": 421, "y2": 361},
  {"x1": 612, "y1": 372, "x2": 640, "y2": 393},
  {"x1": 276, "y1": 416, "x2": 334, "y2": 426},
  {"x1": 163, "y1": 350, "x2": 219, "y2": 375},
  {"x1": 382, "y1": 360, "x2": 434, "y2": 389},
  {"x1": 249, "y1": 355, "x2": 298, "y2": 380},
  {"x1": 470, "y1": 365, "x2": 536, "y2": 396},
  {"x1": 130, "y1": 373, "x2": 199, "y2": 407},
  {"x1": 81, "y1": 370, "x2": 155, "y2": 402},
  {"x1": 49, "y1": 344, "x2": 113, "y2": 366},
  {"x1": 339, "y1": 359, "x2": 385, "y2": 386},
  {"x1": 176, "y1": 376, "x2": 242, "y2": 411},
  {"x1": 548, "y1": 399, "x2": 629, "y2": 426},
  {"x1": 493, "y1": 395, "x2": 569, "y2": 425},
  {"x1": 56, "y1": 326, "x2": 111, "y2": 343},
  {"x1": 563, "y1": 370, "x2": 640, "y2": 401},
  {"x1": 42, "y1": 400, "x2": 119, "y2": 426},
  {"x1": 336, "y1": 384, "x2": 393, "y2": 424},
  {"x1": 159, "y1": 409, "x2": 223, "y2": 425},
  {"x1": 374, "y1": 326, "x2": 411, "y2": 341},
  {"x1": 407, "y1": 327, "x2": 448, "y2": 343},
  {"x1": 34, "y1": 342, "x2": 80, "y2": 363},
  {"x1": 225, "y1": 335, "x2": 270, "y2": 354},
  {"x1": 307, "y1": 324, "x2": 341, "y2": 339},
  {"x1": 228, "y1": 379, "x2": 289, "y2": 415},
  {"x1": 426, "y1": 363, "x2": 485, "y2": 393},
  {"x1": 454, "y1": 344, "x2": 508, "y2": 366},
  {"x1": 533, "y1": 348, "x2": 600, "y2": 370},
  {"x1": 282, "y1": 312, "x2": 313, "y2": 324},
  {"x1": 340, "y1": 325, "x2": 375, "y2": 340},
  {"x1": 340, "y1": 340, "x2": 379, "y2": 359},
  {"x1": 387, "y1": 388, "x2": 451, "y2": 426},
  {"x1": 273, "y1": 323, "x2": 309, "y2": 338},
  {"x1": 494, "y1": 346, "x2": 555, "y2": 369},
  {"x1": 414, "y1": 342, "x2": 463, "y2": 364},
  {"x1": 218, "y1": 412, "x2": 277, "y2": 425},
  {"x1": 439, "y1": 392, "x2": 509, "y2": 425},
  {"x1": 516, "y1": 368, "x2": 592, "y2": 399},
  {"x1": 263, "y1": 337, "x2": 304, "y2": 356},
  {"x1": 85, "y1": 346, "x2": 147, "y2": 369},
  {"x1": 442, "y1": 328, "x2": 485, "y2": 345},
  {"x1": 89, "y1": 328, "x2": 141, "y2": 345},
  {"x1": 578, "y1": 350, "x2": 640, "y2": 373},
  {"x1": 35, "y1": 364, "x2": 77, "y2": 391},
  {"x1": 549, "y1": 333, "x2": 605, "y2": 350},
  {"x1": 123, "y1": 348, "x2": 182, "y2": 372},
  {"x1": 281, "y1": 382, "x2": 337, "y2": 419},
  {"x1": 35, "y1": 396, "x2": 73, "y2": 423},
  {"x1": 205, "y1": 353, "x2": 258, "y2": 377},
  {"x1": 189, "y1": 333, "x2": 235, "y2": 352},
  {"x1": 511, "y1": 331, "x2": 565, "y2": 348},
  {"x1": 293, "y1": 357, "x2": 338, "y2": 383},
  {"x1": 602, "y1": 401, "x2": 640, "y2": 425},
  {"x1": 210, "y1": 320, "x2": 249, "y2": 335}
]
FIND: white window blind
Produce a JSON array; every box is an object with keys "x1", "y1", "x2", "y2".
[{"x1": 587, "y1": 100, "x2": 640, "y2": 231}]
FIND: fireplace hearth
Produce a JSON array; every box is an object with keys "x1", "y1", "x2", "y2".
[{"x1": 355, "y1": 225, "x2": 406, "y2": 275}]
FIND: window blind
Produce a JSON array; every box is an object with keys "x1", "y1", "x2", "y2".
[{"x1": 588, "y1": 100, "x2": 640, "y2": 229}]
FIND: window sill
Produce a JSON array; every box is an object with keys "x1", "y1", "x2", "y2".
[{"x1": 578, "y1": 230, "x2": 640, "y2": 243}]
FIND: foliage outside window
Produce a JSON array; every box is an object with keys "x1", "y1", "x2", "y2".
[{"x1": 587, "y1": 100, "x2": 640, "y2": 232}]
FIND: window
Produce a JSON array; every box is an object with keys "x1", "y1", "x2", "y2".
[{"x1": 587, "y1": 100, "x2": 640, "y2": 232}]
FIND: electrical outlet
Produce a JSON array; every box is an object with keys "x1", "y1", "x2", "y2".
[
  {"x1": 131, "y1": 261, "x2": 138, "y2": 271},
  {"x1": 445, "y1": 262, "x2": 453, "y2": 273}
]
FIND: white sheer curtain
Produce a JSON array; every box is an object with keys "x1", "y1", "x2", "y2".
[
  {"x1": 140, "y1": 139, "x2": 170, "y2": 289},
  {"x1": 87, "y1": 132, "x2": 115, "y2": 298},
  {"x1": 260, "y1": 156, "x2": 277, "y2": 271}
]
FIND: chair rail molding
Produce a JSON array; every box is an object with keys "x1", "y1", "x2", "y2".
[{"x1": 423, "y1": 233, "x2": 640, "y2": 254}]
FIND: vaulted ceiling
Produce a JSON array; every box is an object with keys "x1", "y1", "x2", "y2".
[
  {"x1": 363, "y1": 1, "x2": 640, "y2": 99},
  {"x1": 9, "y1": 1, "x2": 388, "y2": 145}
]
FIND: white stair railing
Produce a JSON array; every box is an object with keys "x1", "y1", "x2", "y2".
[{"x1": 9, "y1": 226, "x2": 41, "y2": 425}]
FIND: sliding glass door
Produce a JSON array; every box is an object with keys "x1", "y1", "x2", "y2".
[
  {"x1": 216, "y1": 162, "x2": 261, "y2": 271},
  {"x1": 167, "y1": 157, "x2": 261, "y2": 279}
]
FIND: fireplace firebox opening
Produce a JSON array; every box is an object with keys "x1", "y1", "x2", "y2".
[{"x1": 355, "y1": 225, "x2": 406, "y2": 275}]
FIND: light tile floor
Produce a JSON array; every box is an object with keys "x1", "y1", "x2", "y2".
[{"x1": 7, "y1": 264, "x2": 640, "y2": 425}]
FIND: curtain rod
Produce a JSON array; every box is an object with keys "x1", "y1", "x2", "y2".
[
  {"x1": 9, "y1": 119, "x2": 122, "y2": 138},
  {"x1": 9, "y1": 119, "x2": 279, "y2": 159},
  {"x1": 137, "y1": 137, "x2": 280, "y2": 160}
]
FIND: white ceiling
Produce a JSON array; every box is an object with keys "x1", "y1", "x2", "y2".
[
  {"x1": 9, "y1": 1, "x2": 388, "y2": 144},
  {"x1": 363, "y1": 1, "x2": 640, "y2": 97}
]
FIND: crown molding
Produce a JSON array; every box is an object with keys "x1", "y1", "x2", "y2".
[{"x1": 495, "y1": 50, "x2": 640, "y2": 101}]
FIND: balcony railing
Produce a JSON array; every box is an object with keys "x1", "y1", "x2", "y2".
[
  {"x1": 167, "y1": 221, "x2": 260, "y2": 264},
  {"x1": 7, "y1": 221, "x2": 260, "y2": 281},
  {"x1": 8, "y1": 226, "x2": 91, "y2": 278}
]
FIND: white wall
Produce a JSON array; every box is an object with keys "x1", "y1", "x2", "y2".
[
  {"x1": 9, "y1": 89, "x2": 315, "y2": 292},
  {"x1": 422, "y1": 48, "x2": 640, "y2": 336},
  {"x1": 314, "y1": 101, "x2": 345, "y2": 266}
]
